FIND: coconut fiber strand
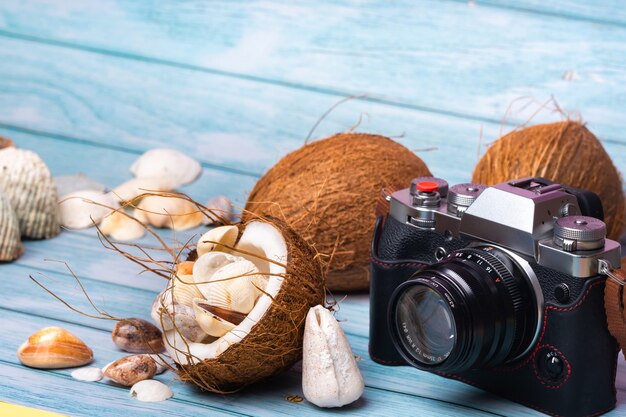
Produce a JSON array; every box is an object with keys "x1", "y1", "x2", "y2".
[
  {"x1": 473, "y1": 121, "x2": 625, "y2": 239},
  {"x1": 244, "y1": 133, "x2": 431, "y2": 292}
]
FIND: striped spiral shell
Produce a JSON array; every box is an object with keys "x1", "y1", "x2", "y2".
[
  {"x1": 0, "y1": 191, "x2": 23, "y2": 261},
  {"x1": 0, "y1": 147, "x2": 60, "y2": 239}
]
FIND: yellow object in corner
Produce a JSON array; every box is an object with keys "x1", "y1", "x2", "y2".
[{"x1": 0, "y1": 402, "x2": 67, "y2": 417}]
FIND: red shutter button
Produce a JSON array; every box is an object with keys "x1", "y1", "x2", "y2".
[{"x1": 416, "y1": 181, "x2": 439, "y2": 193}]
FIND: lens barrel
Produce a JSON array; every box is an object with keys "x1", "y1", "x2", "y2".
[{"x1": 389, "y1": 246, "x2": 538, "y2": 372}]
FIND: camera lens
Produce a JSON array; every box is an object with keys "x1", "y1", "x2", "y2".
[
  {"x1": 389, "y1": 246, "x2": 540, "y2": 372},
  {"x1": 395, "y1": 286, "x2": 456, "y2": 365}
]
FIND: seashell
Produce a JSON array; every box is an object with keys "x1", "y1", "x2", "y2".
[
  {"x1": 59, "y1": 190, "x2": 120, "y2": 229},
  {"x1": 150, "y1": 289, "x2": 174, "y2": 324},
  {"x1": 99, "y1": 210, "x2": 145, "y2": 241},
  {"x1": 199, "y1": 259, "x2": 262, "y2": 314},
  {"x1": 130, "y1": 148, "x2": 201, "y2": 188},
  {"x1": 130, "y1": 379, "x2": 173, "y2": 402},
  {"x1": 54, "y1": 174, "x2": 106, "y2": 199},
  {"x1": 176, "y1": 261, "x2": 194, "y2": 276},
  {"x1": 0, "y1": 147, "x2": 59, "y2": 239},
  {"x1": 172, "y1": 274, "x2": 202, "y2": 307},
  {"x1": 111, "y1": 177, "x2": 176, "y2": 203},
  {"x1": 134, "y1": 195, "x2": 203, "y2": 230},
  {"x1": 0, "y1": 192, "x2": 24, "y2": 261},
  {"x1": 0, "y1": 135, "x2": 15, "y2": 149},
  {"x1": 302, "y1": 305, "x2": 364, "y2": 408},
  {"x1": 71, "y1": 367, "x2": 103, "y2": 382},
  {"x1": 192, "y1": 298, "x2": 239, "y2": 338},
  {"x1": 151, "y1": 297, "x2": 207, "y2": 343},
  {"x1": 103, "y1": 354, "x2": 157, "y2": 386},
  {"x1": 202, "y1": 195, "x2": 234, "y2": 225},
  {"x1": 17, "y1": 327, "x2": 93, "y2": 369},
  {"x1": 112, "y1": 318, "x2": 164, "y2": 354},
  {"x1": 192, "y1": 251, "x2": 242, "y2": 284},
  {"x1": 196, "y1": 225, "x2": 239, "y2": 256}
]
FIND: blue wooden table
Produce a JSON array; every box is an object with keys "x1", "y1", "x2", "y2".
[{"x1": 1, "y1": 1, "x2": 625, "y2": 416}]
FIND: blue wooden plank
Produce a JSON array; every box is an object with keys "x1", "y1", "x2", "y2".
[
  {"x1": 0, "y1": 128, "x2": 257, "y2": 207},
  {"x1": 2, "y1": 253, "x2": 626, "y2": 416},
  {"x1": 0, "y1": 309, "x2": 511, "y2": 417},
  {"x1": 0, "y1": 0, "x2": 625, "y2": 148},
  {"x1": 0, "y1": 36, "x2": 624, "y2": 192},
  {"x1": 477, "y1": 0, "x2": 626, "y2": 26}
]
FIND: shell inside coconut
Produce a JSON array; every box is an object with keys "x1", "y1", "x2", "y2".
[{"x1": 154, "y1": 220, "x2": 324, "y2": 392}]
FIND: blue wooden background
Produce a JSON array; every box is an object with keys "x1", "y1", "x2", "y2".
[{"x1": 0, "y1": 1, "x2": 625, "y2": 416}]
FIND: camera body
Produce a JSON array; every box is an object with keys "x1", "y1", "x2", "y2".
[{"x1": 370, "y1": 177, "x2": 622, "y2": 417}]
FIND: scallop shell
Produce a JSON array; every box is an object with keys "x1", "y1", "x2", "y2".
[
  {"x1": 192, "y1": 298, "x2": 237, "y2": 338},
  {"x1": 111, "y1": 177, "x2": 176, "y2": 203},
  {"x1": 99, "y1": 210, "x2": 145, "y2": 241},
  {"x1": 202, "y1": 196, "x2": 234, "y2": 225},
  {"x1": 0, "y1": 192, "x2": 24, "y2": 261},
  {"x1": 59, "y1": 190, "x2": 120, "y2": 229},
  {"x1": 0, "y1": 147, "x2": 59, "y2": 238},
  {"x1": 130, "y1": 149, "x2": 201, "y2": 188},
  {"x1": 196, "y1": 225, "x2": 239, "y2": 256},
  {"x1": 192, "y1": 251, "x2": 243, "y2": 285},
  {"x1": 200, "y1": 259, "x2": 262, "y2": 314},
  {"x1": 134, "y1": 195, "x2": 203, "y2": 230},
  {"x1": 171, "y1": 274, "x2": 202, "y2": 307}
]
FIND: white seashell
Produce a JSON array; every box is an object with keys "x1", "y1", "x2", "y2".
[
  {"x1": 200, "y1": 259, "x2": 262, "y2": 314},
  {"x1": 55, "y1": 174, "x2": 106, "y2": 199},
  {"x1": 59, "y1": 190, "x2": 120, "y2": 229},
  {"x1": 171, "y1": 274, "x2": 202, "y2": 307},
  {"x1": 192, "y1": 298, "x2": 237, "y2": 338},
  {"x1": 99, "y1": 210, "x2": 145, "y2": 241},
  {"x1": 130, "y1": 379, "x2": 173, "y2": 402},
  {"x1": 111, "y1": 177, "x2": 176, "y2": 203},
  {"x1": 0, "y1": 192, "x2": 24, "y2": 261},
  {"x1": 153, "y1": 301, "x2": 206, "y2": 343},
  {"x1": 192, "y1": 251, "x2": 243, "y2": 284},
  {"x1": 196, "y1": 225, "x2": 239, "y2": 256},
  {"x1": 71, "y1": 367, "x2": 103, "y2": 382},
  {"x1": 134, "y1": 195, "x2": 203, "y2": 230},
  {"x1": 302, "y1": 305, "x2": 364, "y2": 408},
  {"x1": 202, "y1": 196, "x2": 234, "y2": 225},
  {"x1": 0, "y1": 147, "x2": 59, "y2": 238},
  {"x1": 130, "y1": 148, "x2": 201, "y2": 188},
  {"x1": 151, "y1": 290, "x2": 174, "y2": 325}
]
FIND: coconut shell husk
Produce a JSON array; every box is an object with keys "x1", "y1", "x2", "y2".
[
  {"x1": 473, "y1": 121, "x2": 625, "y2": 240},
  {"x1": 244, "y1": 133, "x2": 431, "y2": 292},
  {"x1": 177, "y1": 217, "x2": 325, "y2": 392}
]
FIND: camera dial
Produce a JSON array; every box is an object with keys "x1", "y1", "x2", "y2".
[{"x1": 389, "y1": 246, "x2": 541, "y2": 372}]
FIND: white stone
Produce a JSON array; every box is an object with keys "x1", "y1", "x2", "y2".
[
  {"x1": 71, "y1": 367, "x2": 103, "y2": 382},
  {"x1": 302, "y1": 305, "x2": 364, "y2": 408}
]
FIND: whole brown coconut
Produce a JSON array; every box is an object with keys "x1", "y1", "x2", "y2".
[
  {"x1": 473, "y1": 121, "x2": 625, "y2": 239},
  {"x1": 161, "y1": 218, "x2": 325, "y2": 393},
  {"x1": 244, "y1": 133, "x2": 431, "y2": 292}
]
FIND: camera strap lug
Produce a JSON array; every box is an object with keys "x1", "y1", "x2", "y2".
[
  {"x1": 602, "y1": 258, "x2": 626, "y2": 358},
  {"x1": 599, "y1": 259, "x2": 624, "y2": 286}
]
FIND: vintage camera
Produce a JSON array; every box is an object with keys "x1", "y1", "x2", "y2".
[{"x1": 369, "y1": 177, "x2": 622, "y2": 417}]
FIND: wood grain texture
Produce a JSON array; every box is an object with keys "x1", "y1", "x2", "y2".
[
  {"x1": 0, "y1": 309, "x2": 517, "y2": 417},
  {"x1": 0, "y1": 35, "x2": 624, "y2": 192},
  {"x1": 1, "y1": 0, "x2": 626, "y2": 151},
  {"x1": 1, "y1": 0, "x2": 625, "y2": 415}
]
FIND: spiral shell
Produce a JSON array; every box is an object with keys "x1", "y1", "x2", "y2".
[
  {"x1": 0, "y1": 147, "x2": 59, "y2": 238},
  {"x1": 0, "y1": 192, "x2": 23, "y2": 261}
]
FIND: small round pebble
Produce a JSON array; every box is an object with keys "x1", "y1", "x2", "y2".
[
  {"x1": 130, "y1": 380, "x2": 173, "y2": 402},
  {"x1": 71, "y1": 367, "x2": 103, "y2": 382}
]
